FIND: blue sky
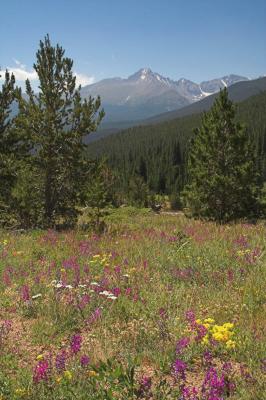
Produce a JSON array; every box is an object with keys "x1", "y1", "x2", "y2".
[{"x1": 0, "y1": 0, "x2": 265, "y2": 87}]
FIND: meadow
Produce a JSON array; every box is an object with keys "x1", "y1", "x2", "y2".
[{"x1": 0, "y1": 208, "x2": 265, "y2": 399}]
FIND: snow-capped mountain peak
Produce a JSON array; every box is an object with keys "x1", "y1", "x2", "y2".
[
  {"x1": 128, "y1": 68, "x2": 173, "y2": 86},
  {"x1": 128, "y1": 68, "x2": 153, "y2": 81},
  {"x1": 80, "y1": 68, "x2": 250, "y2": 122}
]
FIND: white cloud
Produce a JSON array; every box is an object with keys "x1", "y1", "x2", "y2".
[
  {"x1": 0, "y1": 60, "x2": 38, "y2": 82},
  {"x1": 74, "y1": 72, "x2": 94, "y2": 86},
  {"x1": 1, "y1": 60, "x2": 94, "y2": 88}
]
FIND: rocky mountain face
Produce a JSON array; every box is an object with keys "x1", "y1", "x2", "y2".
[{"x1": 80, "y1": 68, "x2": 248, "y2": 121}]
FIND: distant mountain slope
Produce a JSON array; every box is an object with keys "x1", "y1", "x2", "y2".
[
  {"x1": 88, "y1": 76, "x2": 266, "y2": 142},
  {"x1": 145, "y1": 76, "x2": 266, "y2": 124},
  {"x1": 87, "y1": 90, "x2": 266, "y2": 194},
  {"x1": 81, "y1": 68, "x2": 248, "y2": 122}
]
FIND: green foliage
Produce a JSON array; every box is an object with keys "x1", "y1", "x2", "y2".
[
  {"x1": 82, "y1": 161, "x2": 115, "y2": 232},
  {"x1": 11, "y1": 165, "x2": 44, "y2": 228},
  {"x1": 127, "y1": 175, "x2": 150, "y2": 207},
  {"x1": 0, "y1": 70, "x2": 22, "y2": 226},
  {"x1": 182, "y1": 89, "x2": 261, "y2": 222},
  {"x1": 14, "y1": 35, "x2": 104, "y2": 228},
  {"x1": 88, "y1": 91, "x2": 266, "y2": 200},
  {"x1": 169, "y1": 192, "x2": 182, "y2": 210}
]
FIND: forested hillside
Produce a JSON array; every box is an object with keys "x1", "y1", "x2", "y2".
[
  {"x1": 86, "y1": 76, "x2": 266, "y2": 142},
  {"x1": 88, "y1": 91, "x2": 266, "y2": 196}
]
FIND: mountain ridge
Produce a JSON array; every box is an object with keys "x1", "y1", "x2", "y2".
[
  {"x1": 80, "y1": 68, "x2": 249, "y2": 122},
  {"x1": 86, "y1": 76, "x2": 266, "y2": 143}
]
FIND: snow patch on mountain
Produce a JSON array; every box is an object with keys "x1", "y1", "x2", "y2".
[
  {"x1": 80, "y1": 69, "x2": 250, "y2": 122},
  {"x1": 221, "y1": 79, "x2": 227, "y2": 87},
  {"x1": 199, "y1": 87, "x2": 213, "y2": 97}
]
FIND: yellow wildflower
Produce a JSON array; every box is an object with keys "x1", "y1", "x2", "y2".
[
  {"x1": 226, "y1": 340, "x2": 236, "y2": 349},
  {"x1": 64, "y1": 370, "x2": 72, "y2": 380},
  {"x1": 223, "y1": 322, "x2": 234, "y2": 330},
  {"x1": 36, "y1": 354, "x2": 44, "y2": 360},
  {"x1": 88, "y1": 370, "x2": 98, "y2": 377},
  {"x1": 15, "y1": 388, "x2": 26, "y2": 396},
  {"x1": 212, "y1": 332, "x2": 225, "y2": 342},
  {"x1": 204, "y1": 318, "x2": 215, "y2": 324},
  {"x1": 56, "y1": 376, "x2": 62, "y2": 384},
  {"x1": 201, "y1": 335, "x2": 209, "y2": 345}
]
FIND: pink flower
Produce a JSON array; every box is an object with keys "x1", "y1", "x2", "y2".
[
  {"x1": 33, "y1": 359, "x2": 49, "y2": 383},
  {"x1": 21, "y1": 285, "x2": 30, "y2": 302}
]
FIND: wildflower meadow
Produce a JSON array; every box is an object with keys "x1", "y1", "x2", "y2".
[{"x1": 0, "y1": 208, "x2": 265, "y2": 399}]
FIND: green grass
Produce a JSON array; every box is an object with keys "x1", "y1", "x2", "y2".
[{"x1": 0, "y1": 208, "x2": 265, "y2": 399}]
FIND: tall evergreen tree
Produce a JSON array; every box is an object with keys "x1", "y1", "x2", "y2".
[
  {"x1": 181, "y1": 89, "x2": 261, "y2": 222},
  {"x1": 0, "y1": 70, "x2": 22, "y2": 224},
  {"x1": 15, "y1": 36, "x2": 104, "y2": 227},
  {"x1": 139, "y1": 156, "x2": 147, "y2": 182}
]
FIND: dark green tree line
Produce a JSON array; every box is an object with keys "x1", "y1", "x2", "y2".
[{"x1": 88, "y1": 91, "x2": 266, "y2": 208}]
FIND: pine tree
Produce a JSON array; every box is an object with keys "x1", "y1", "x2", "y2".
[
  {"x1": 15, "y1": 36, "x2": 104, "y2": 228},
  {"x1": 84, "y1": 161, "x2": 115, "y2": 232},
  {"x1": 139, "y1": 156, "x2": 147, "y2": 182},
  {"x1": 0, "y1": 70, "x2": 22, "y2": 224},
  {"x1": 182, "y1": 88, "x2": 261, "y2": 222}
]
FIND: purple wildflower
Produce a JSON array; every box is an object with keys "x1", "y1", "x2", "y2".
[
  {"x1": 112, "y1": 287, "x2": 121, "y2": 297},
  {"x1": 21, "y1": 285, "x2": 30, "y2": 302},
  {"x1": 80, "y1": 355, "x2": 90, "y2": 368},
  {"x1": 114, "y1": 266, "x2": 121, "y2": 274},
  {"x1": 79, "y1": 294, "x2": 90, "y2": 309},
  {"x1": 55, "y1": 350, "x2": 67, "y2": 371},
  {"x1": 222, "y1": 362, "x2": 232, "y2": 373},
  {"x1": 203, "y1": 350, "x2": 213, "y2": 366},
  {"x1": 185, "y1": 310, "x2": 195, "y2": 324},
  {"x1": 172, "y1": 358, "x2": 187, "y2": 382},
  {"x1": 182, "y1": 385, "x2": 199, "y2": 400},
  {"x1": 70, "y1": 334, "x2": 82, "y2": 354},
  {"x1": 176, "y1": 337, "x2": 190, "y2": 354},
  {"x1": 234, "y1": 235, "x2": 248, "y2": 248},
  {"x1": 87, "y1": 308, "x2": 102, "y2": 327},
  {"x1": 138, "y1": 375, "x2": 152, "y2": 397},
  {"x1": 201, "y1": 367, "x2": 235, "y2": 400},
  {"x1": 195, "y1": 323, "x2": 207, "y2": 342}
]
